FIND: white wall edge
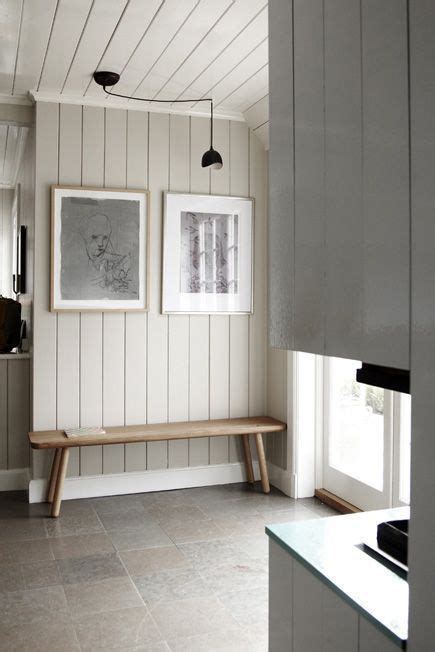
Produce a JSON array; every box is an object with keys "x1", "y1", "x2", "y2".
[
  {"x1": 29, "y1": 461, "x2": 263, "y2": 504},
  {"x1": 30, "y1": 91, "x2": 245, "y2": 122},
  {"x1": 0, "y1": 468, "x2": 30, "y2": 491}
]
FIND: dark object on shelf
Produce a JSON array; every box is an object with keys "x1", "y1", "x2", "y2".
[
  {"x1": 356, "y1": 363, "x2": 410, "y2": 394},
  {"x1": 377, "y1": 519, "x2": 409, "y2": 566},
  {"x1": 0, "y1": 297, "x2": 22, "y2": 353},
  {"x1": 13, "y1": 225, "x2": 27, "y2": 295}
]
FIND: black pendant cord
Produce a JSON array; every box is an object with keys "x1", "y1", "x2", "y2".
[{"x1": 102, "y1": 85, "x2": 213, "y2": 128}]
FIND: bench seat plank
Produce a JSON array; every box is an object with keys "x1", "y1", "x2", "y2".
[{"x1": 29, "y1": 416, "x2": 286, "y2": 450}]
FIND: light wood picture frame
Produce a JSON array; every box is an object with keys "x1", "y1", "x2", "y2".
[
  {"x1": 162, "y1": 191, "x2": 254, "y2": 314},
  {"x1": 51, "y1": 185, "x2": 150, "y2": 312}
]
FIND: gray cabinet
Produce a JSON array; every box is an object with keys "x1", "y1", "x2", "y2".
[{"x1": 269, "y1": 0, "x2": 410, "y2": 369}]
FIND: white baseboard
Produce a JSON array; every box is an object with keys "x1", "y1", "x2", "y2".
[
  {"x1": 267, "y1": 462, "x2": 295, "y2": 497},
  {"x1": 29, "y1": 461, "x2": 262, "y2": 504},
  {"x1": 0, "y1": 468, "x2": 30, "y2": 492}
]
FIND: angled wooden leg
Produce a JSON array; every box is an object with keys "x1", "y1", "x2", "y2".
[
  {"x1": 51, "y1": 448, "x2": 70, "y2": 518},
  {"x1": 47, "y1": 448, "x2": 62, "y2": 503},
  {"x1": 255, "y1": 433, "x2": 270, "y2": 494},
  {"x1": 242, "y1": 434, "x2": 255, "y2": 484}
]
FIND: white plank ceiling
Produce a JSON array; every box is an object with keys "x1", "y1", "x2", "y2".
[{"x1": 0, "y1": 0, "x2": 269, "y2": 146}]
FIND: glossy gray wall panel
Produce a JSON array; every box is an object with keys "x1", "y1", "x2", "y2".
[
  {"x1": 408, "y1": 1, "x2": 435, "y2": 648},
  {"x1": 293, "y1": 0, "x2": 325, "y2": 355},
  {"x1": 268, "y1": 0, "x2": 294, "y2": 350},
  {"x1": 361, "y1": 0, "x2": 410, "y2": 368}
]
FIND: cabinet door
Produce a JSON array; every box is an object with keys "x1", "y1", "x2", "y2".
[{"x1": 269, "y1": 0, "x2": 410, "y2": 368}]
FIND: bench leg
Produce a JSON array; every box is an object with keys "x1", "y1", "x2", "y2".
[
  {"x1": 47, "y1": 448, "x2": 62, "y2": 503},
  {"x1": 255, "y1": 433, "x2": 270, "y2": 494},
  {"x1": 51, "y1": 448, "x2": 70, "y2": 518},
  {"x1": 242, "y1": 434, "x2": 255, "y2": 484}
]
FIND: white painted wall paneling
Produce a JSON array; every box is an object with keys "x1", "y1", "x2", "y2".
[
  {"x1": 32, "y1": 101, "x2": 266, "y2": 479},
  {"x1": 0, "y1": 359, "x2": 30, "y2": 471}
]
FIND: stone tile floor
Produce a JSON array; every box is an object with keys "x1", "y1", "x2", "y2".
[{"x1": 0, "y1": 483, "x2": 338, "y2": 651}]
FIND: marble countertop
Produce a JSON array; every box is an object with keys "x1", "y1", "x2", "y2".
[
  {"x1": 266, "y1": 506, "x2": 409, "y2": 647},
  {"x1": 0, "y1": 352, "x2": 31, "y2": 359}
]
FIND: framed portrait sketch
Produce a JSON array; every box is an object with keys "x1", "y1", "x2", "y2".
[
  {"x1": 162, "y1": 192, "x2": 254, "y2": 314},
  {"x1": 51, "y1": 186, "x2": 149, "y2": 311}
]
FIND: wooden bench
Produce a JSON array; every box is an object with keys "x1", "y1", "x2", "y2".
[{"x1": 29, "y1": 416, "x2": 286, "y2": 517}]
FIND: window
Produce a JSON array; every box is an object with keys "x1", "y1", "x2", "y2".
[{"x1": 322, "y1": 356, "x2": 411, "y2": 510}]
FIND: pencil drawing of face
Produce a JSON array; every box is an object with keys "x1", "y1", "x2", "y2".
[
  {"x1": 59, "y1": 195, "x2": 141, "y2": 301},
  {"x1": 84, "y1": 213, "x2": 112, "y2": 265}
]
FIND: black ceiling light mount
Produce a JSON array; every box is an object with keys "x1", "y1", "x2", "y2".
[{"x1": 93, "y1": 71, "x2": 223, "y2": 170}]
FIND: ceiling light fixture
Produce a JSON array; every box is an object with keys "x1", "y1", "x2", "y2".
[{"x1": 93, "y1": 71, "x2": 223, "y2": 170}]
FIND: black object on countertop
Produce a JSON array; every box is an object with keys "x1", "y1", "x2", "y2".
[
  {"x1": 377, "y1": 519, "x2": 409, "y2": 566},
  {"x1": 0, "y1": 297, "x2": 21, "y2": 353},
  {"x1": 356, "y1": 363, "x2": 410, "y2": 394}
]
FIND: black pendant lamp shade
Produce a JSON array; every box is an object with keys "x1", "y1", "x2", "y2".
[
  {"x1": 93, "y1": 71, "x2": 223, "y2": 170},
  {"x1": 202, "y1": 147, "x2": 223, "y2": 170}
]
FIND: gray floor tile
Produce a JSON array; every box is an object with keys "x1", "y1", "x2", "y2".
[
  {"x1": 134, "y1": 568, "x2": 209, "y2": 606},
  {"x1": 166, "y1": 628, "x2": 263, "y2": 652},
  {"x1": 57, "y1": 552, "x2": 127, "y2": 585},
  {"x1": 91, "y1": 494, "x2": 148, "y2": 515},
  {"x1": 120, "y1": 546, "x2": 190, "y2": 576},
  {"x1": 150, "y1": 595, "x2": 240, "y2": 640},
  {"x1": 44, "y1": 512, "x2": 104, "y2": 538},
  {"x1": 107, "y1": 523, "x2": 173, "y2": 551},
  {"x1": 65, "y1": 576, "x2": 144, "y2": 618},
  {"x1": 0, "y1": 620, "x2": 80, "y2": 651},
  {"x1": 74, "y1": 607, "x2": 163, "y2": 650},
  {"x1": 177, "y1": 539, "x2": 248, "y2": 568},
  {"x1": 49, "y1": 532, "x2": 115, "y2": 559},
  {"x1": 0, "y1": 562, "x2": 25, "y2": 592},
  {"x1": 219, "y1": 587, "x2": 268, "y2": 627},
  {"x1": 0, "y1": 585, "x2": 70, "y2": 627},
  {"x1": 0, "y1": 538, "x2": 53, "y2": 564},
  {"x1": 98, "y1": 509, "x2": 156, "y2": 532},
  {"x1": 128, "y1": 644, "x2": 171, "y2": 652},
  {"x1": 199, "y1": 560, "x2": 268, "y2": 596},
  {"x1": 161, "y1": 518, "x2": 225, "y2": 544},
  {"x1": 21, "y1": 560, "x2": 62, "y2": 589},
  {"x1": 0, "y1": 517, "x2": 47, "y2": 542},
  {"x1": 144, "y1": 505, "x2": 209, "y2": 527}
]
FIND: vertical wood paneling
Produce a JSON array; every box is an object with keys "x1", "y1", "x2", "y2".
[
  {"x1": 268, "y1": 0, "x2": 295, "y2": 351},
  {"x1": 125, "y1": 110, "x2": 148, "y2": 472},
  {"x1": 361, "y1": 0, "x2": 409, "y2": 368},
  {"x1": 147, "y1": 112, "x2": 169, "y2": 469},
  {"x1": 229, "y1": 121, "x2": 250, "y2": 462},
  {"x1": 189, "y1": 116, "x2": 211, "y2": 466},
  {"x1": 269, "y1": 540, "x2": 293, "y2": 652},
  {"x1": 58, "y1": 103, "x2": 82, "y2": 477},
  {"x1": 0, "y1": 361, "x2": 7, "y2": 469},
  {"x1": 324, "y1": 0, "x2": 363, "y2": 360},
  {"x1": 293, "y1": 0, "x2": 325, "y2": 355},
  {"x1": 80, "y1": 105, "x2": 104, "y2": 476},
  {"x1": 323, "y1": 585, "x2": 358, "y2": 652},
  {"x1": 33, "y1": 101, "x2": 59, "y2": 479},
  {"x1": 102, "y1": 109, "x2": 127, "y2": 474},
  {"x1": 409, "y1": 2, "x2": 435, "y2": 648},
  {"x1": 249, "y1": 131, "x2": 267, "y2": 418},
  {"x1": 209, "y1": 119, "x2": 230, "y2": 464},
  {"x1": 358, "y1": 618, "x2": 399, "y2": 652},
  {"x1": 7, "y1": 360, "x2": 30, "y2": 469},
  {"x1": 293, "y1": 560, "x2": 323, "y2": 652},
  {"x1": 32, "y1": 102, "x2": 268, "y2": 483},
  {"x1": 168, "y1": 114, "x2": 190, "y2": 468}
]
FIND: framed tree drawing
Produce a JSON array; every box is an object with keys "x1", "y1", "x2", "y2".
[
  {"x1": 51, "y1": 186, "x2": 149, "y2": 311},
  {"x1": 162, "y1": 192, "x2": 254, "y2": 314}
]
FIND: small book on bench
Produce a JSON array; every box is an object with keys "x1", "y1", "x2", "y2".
[{"x1": 64, "y1": 427, "x2": 106, "y2": 438}]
